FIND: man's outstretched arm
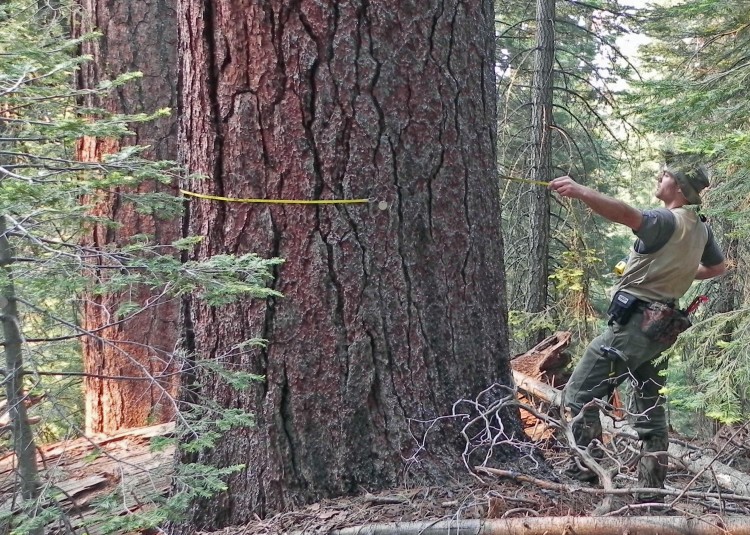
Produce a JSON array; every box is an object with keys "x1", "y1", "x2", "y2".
[{"x1": 549, "y1": 176, "x2": 643, "y2": 231}]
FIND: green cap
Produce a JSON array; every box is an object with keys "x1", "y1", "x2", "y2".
[{"x1": 663, "y1": 153, "x2": 709, "y2": 205}]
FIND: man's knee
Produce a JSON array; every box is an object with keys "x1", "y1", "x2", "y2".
[
  {"x1": 633, "y1": 403, "x2": 667, "y2": 437},
  {"x1": 641, "y1": 431, "x2": 669, "y2": 452}
]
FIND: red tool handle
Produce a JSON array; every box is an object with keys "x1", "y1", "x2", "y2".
[{"x1": 685, "y1": 295, "x2": 709, "y2": 315}]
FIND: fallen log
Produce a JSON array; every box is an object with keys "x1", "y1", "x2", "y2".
[
  {"x1": 513, "y1": 370, "x2": 562, "y2": 407},
  {"x1": 511, "y1": 333, "x2": 572, "y2": 440},
  {"x1": 477, "y1": 467, "x2": 750, "y2": 502},
  {"x1": 329, "y1": 516, "x2": 750, "y2": 535},
  {"x1": 510, "y1": 331, "x2": 571, "y2": 386},
  {"x1": 512, "y1": 370, "x2": 750, "y2": 497}
]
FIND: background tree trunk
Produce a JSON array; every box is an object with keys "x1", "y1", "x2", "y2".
[
  {"x1": 0, "y1": 216, "x2": 40, "y2": 510},
  {"x1": 525, "y1": 0, "x2": 555, "y2": 344},
  {"x1": 75, "y1": 0, "x2": 181, "y2": 434},
  {"x1": 177, "y1": 0, "x2": 521, "y2": 527}
]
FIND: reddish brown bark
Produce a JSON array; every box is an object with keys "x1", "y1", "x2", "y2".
[
  {"x1": 178, "y1": 0, "x2": 520, "y2": 526},
  {"x1": 75, "y1": 0, "x2": 181, "y2": 434}
]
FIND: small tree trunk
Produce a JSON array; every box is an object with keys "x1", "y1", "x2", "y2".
[
  {"x1": 525, "y1": 0, "x2": 555, "y2": 344},
  {"x1": 0, "y1": 215, "x2": 42, "y2": 534}
]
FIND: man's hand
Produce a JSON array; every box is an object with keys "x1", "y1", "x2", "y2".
[{"x1": 548, "y1": 176, "x2": 590, "y2": 199}]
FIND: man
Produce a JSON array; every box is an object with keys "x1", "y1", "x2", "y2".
[{"x1": 548, "y1": 156, "x2": 726, "y2": 504}]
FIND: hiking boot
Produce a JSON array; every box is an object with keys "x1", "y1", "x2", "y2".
[
  {"x1": 563, "y1": 457, "x2": 599, "y2": 483},
  {"x1": 636, "y1": 435, "x2": 668, "y2": 503}
]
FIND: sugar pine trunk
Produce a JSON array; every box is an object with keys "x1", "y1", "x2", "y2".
[{"x1": 177, "y1": 0, "x2": 521, "y2": 527}]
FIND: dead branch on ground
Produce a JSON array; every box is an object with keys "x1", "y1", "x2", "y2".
[{"x1": 328, "y1": 516, "x2": 750, "y2": 535}]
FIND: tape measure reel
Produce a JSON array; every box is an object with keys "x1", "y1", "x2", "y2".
[{"x1": 614, "y1": 257, "x2": 628, "y2": 277}]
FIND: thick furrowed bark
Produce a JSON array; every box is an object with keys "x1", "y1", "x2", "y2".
[
  {"x1": 177, "y1": 0, "x2": 519, "y2": 527},
  {"x1": 76, "y1": 0, "x2": 181, "y2": 434}
]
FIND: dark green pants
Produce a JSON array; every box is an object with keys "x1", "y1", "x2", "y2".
[{"x1": 563, "y1": 308, "x2": 673, "y2": 500}]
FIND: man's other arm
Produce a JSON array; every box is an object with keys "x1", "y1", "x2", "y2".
[
  {"x1": 695, "y1": 261, "x2": 726, "y2": 280},
  {"x1": 696, "y1": 227, "x2": 727, "y2": 280}
]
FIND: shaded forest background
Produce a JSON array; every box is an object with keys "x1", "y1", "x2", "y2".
[{"x1": 0, "y1": 0, "x2": 749, "y2": 532}]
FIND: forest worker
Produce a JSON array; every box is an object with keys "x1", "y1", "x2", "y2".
[{"x1": 548, "y1": 156, "x2": 726, "y2": 504}]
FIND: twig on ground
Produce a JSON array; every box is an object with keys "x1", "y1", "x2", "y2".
[
  {"x1": 478, "y1": 467, "x2": 750, "y2": 503},
  {"x1": 363, "y1": 494, "x2": 411, "y2": 506}
]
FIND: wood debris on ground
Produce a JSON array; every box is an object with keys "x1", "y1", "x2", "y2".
[
  {"x1": 510, "y1": 331, "x2": 572, "y2": 440},
  {"x1": 0, "y1": 422, "x2": 174, "y2": 534}
]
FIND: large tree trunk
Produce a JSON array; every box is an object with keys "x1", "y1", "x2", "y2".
[
  {"x1": 75, "y1": 0, "x2": 181, "y2": 434},
  {"x1": 177, "y1": 0, "x2": 521, "y2": 527}
]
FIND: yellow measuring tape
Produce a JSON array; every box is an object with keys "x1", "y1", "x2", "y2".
[
  {"x1": 180, "y1": 174, "x2": 547, "y2": 205},
  {"x1": 180, "y1": 189, "x2": 370, "y2": 205},
  {"x1": 499, "y1": 174, "x2": 550, "y2": 187}
]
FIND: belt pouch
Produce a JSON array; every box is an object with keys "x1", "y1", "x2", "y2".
[{"x1": 607, "y1": 291, "x2": 640, "y2": 325}]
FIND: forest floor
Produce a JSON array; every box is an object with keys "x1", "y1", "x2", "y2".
[
  {"x1": 199, "y1": 333, "x2": 750, "y2": 534},
  {"x1": 196, "y1": 462, "x2": 590, "y2": 534},
  {"x1": 6, "y1": 333, "x2": 749, "y2": 534},
  {"x1": 7, "y1": 417, "x2": 747, "y2": 534},
  {"x1": 198, "y1": 435, "x2": 750, "y2": 535}
]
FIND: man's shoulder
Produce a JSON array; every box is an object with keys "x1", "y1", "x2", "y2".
[
  {"x1": 670, "y1": 207, "x2": 708, "y2": 233},
  {"x1": 636, "y1": 208, "x2": 677, "y2": 235},
  {"x1": 644, "y1": 207, "x2": 676, "y2": 220}
]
